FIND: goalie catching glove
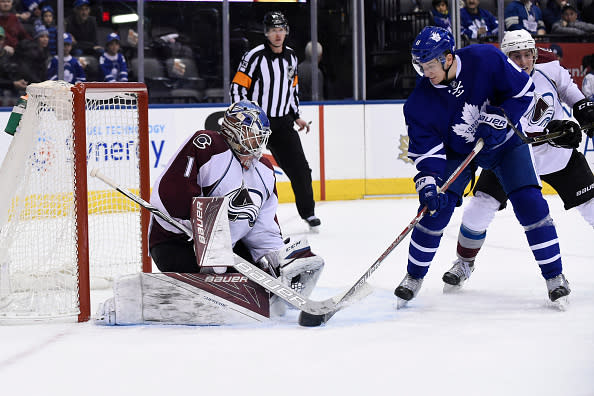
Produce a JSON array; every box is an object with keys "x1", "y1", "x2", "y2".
[
  {"x1": 544, "y1": 119, "x2": 582, "y2": 149},
  {"x1": 573, "y1": 98, "x2": 594, "y2": 138},
  {"x1": 259, "y1": 236, "x2": 324, "y2": 298}
]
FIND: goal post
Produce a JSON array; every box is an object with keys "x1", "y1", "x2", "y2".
[{"x1": 0, "y1": 81, "x2": 151, "y2": 323}]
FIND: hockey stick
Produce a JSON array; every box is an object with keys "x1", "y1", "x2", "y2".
[
  {"x1": 298, "y1": 138, "x2": 485, "y2": 326},
  {"x1": 90, "y1": 168, "x2": 369, "y2": 317},
  {"x1": 498, "y1": 108, "x2": 566, "y2": 145}
]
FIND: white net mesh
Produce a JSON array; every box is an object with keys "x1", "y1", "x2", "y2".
[{"x1": 0, "y1": 81, "x2": 146, "y2": 321}]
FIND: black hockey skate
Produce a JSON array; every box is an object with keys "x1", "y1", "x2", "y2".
[
  {"x1": 442, "y1": 258, "x2": 474, "y2": 293},
  {"x1": 394, "y1": 273, "x2": 423, "y2": 309},
  {"x1": 546, "y1": 273, "x2": 570, "y2": 309},
  {"x1": 305, "y1": 216, "x2": 321, "y2": 232}
]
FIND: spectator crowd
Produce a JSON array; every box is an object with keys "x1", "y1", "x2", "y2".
[
  {"x1": 0, "y1": 0, "x2": 129, "y2": 106},
  {"x1": 2, "y1": 0, "x2": 594, "y2": 106}
]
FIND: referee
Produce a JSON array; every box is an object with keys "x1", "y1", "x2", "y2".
[{"x1": 229, "y1": 11, "x2": 321, "y2": 229}]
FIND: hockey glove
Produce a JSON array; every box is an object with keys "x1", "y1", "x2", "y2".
[
  {"x1": 475, "y1": 107, "x2": 508, "y2": 148},
  {"x1": 545, "y1": 119, "x2": 582, "y2": 149},
  {"x1": 573, "y1": 98, "x2": 594, "y2": 138},
  {"x1": 262, "y1": 237, "x2": 324, "y2": 298},
  {"x1": 415, "y1": 175, "x2": 448, "y2": 217}
]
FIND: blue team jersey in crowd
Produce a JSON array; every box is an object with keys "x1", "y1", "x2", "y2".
[
  {"x1": 99, "y1": 52, "x2": 129, "y2": 82},
  {"x1": 504, "y1": 0, "x2": 546, "y2": 34},
  {"x1": 403, "y1": 44, "x2": 534, "y2": 180},
  {"x1": 460, "y1": 8, "x2": 499, "y2": 39},
  {"x1": 47, "y1": 55, "x2": 86, "y2": 84}
]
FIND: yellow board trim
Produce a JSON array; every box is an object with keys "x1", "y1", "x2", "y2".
[
  {"x1": 275, "y1": 179, "x2": 559, "y2": 203},
  {"x1": 8, "y1": 181, "x2": 559, "y2": 218}
]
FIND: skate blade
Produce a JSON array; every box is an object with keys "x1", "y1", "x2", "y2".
[
  {"x1": 443, "y1": 283, "x2": 463, "y2": 294},
  {"x1": 548, "y1": 296, "x2": 569, "y2": 311},
  {"x1": 308, "y1": 225, "x2": 320, "y2": 234},
  {"x1": 396, "y1": 297, "x2": 409, "y2": 310}
]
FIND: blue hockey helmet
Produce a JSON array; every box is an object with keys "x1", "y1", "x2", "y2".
[
  {"x1": 411, "y1": 26, "x2": 455, "y2": 76},
  {"x1": 220, "y1": 100, "x2": 271, "y2": 168}
]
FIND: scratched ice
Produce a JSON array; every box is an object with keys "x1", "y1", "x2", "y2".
[{"x1": 0, "y1": 197, "x2": 592, "y2": 396}]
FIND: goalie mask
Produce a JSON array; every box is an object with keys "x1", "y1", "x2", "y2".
[
  {"x1": 220, "y1": 100, "x2": 271, "y2": 169},
  {"x1": 501, "y1": 29, "x2": 537, "y2": 72},
  {"x1": 411, "y1": 26, "x2": 455, "y2": 77}
]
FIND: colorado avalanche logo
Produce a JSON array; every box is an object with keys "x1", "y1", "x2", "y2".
[
  {"x1": 192, "y1": 133, "x2": 212, "y2": 149},
  {"x1": 527, "y1": 93, "x2": 554, "y2": 128},
  {"x1": 226, "y1": 186, "x2": 263, "y2": 227}
]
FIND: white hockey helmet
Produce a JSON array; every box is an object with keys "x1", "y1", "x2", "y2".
[{"x1": 500, "y1": 29, "x2": 537, "y2": 60}]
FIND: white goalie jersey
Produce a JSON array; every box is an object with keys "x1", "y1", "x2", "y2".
[
  {"x1": 149, "y1": 130, "x2": 284, "y2": 262},
  {"x1": 523, "y1": 60, "x2": 586, "y2": 175}
]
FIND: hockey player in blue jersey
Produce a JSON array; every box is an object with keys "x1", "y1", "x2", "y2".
[
  {"x1": 395, "y1": 26, "x2": 570, "y2": 308},
  {"x1": 442, "y1": 29, "x2": 594, "y2": 294}
]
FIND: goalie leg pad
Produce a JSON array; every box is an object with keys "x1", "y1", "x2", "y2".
[{"x1": 94, "y1": 273, "x2": 271, "y2": 325}]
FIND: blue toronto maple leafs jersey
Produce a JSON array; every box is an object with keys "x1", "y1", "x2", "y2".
[{"x1": 404, "y1": 44, "x2": 534, "y2": 181}]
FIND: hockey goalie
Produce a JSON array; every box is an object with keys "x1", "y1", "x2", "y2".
[{"x1": 95, "y1": 100, "x2": 324, "y2": 325}]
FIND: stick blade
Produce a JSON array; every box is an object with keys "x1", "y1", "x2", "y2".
[{"x1": 298, "y1": 310, "x2": 329, "y2": 327}]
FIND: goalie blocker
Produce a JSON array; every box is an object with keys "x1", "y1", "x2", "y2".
[{"x1": 95, "y1": 197, "x2": 324, "y2": 325}]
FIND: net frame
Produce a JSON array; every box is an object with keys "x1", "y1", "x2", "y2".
[{"x1": 0, "y1": 82, "x2": 151, "y2": 323}]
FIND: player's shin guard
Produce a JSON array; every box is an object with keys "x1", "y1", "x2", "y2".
[
  {"x1": 524, "y1": 216, "x2": 562, "y2": 279},
  {"x1": 407, "y1": 198, "x2": 456, "y2": 278},
  {"x1": 509, "y1": 187, "x2": 562, "y2": 279},
  {"x1": 456, "y1": 224, "x2": 486, "y2": 262},
  {"x1": 407, "y1": 224, "x2": 442, "y2": 278}
]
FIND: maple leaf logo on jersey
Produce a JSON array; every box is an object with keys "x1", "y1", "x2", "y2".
[
  {"x1": 452, "y1": 102, "x2": 483, "y2": 143},
  {"x1": 430, "y1": 32, "x2": 442, "y2": 42}
]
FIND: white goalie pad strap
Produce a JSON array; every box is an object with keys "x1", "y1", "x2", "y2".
[{"x1": 191, "y1": 196, "x2": 234, "y2": 270}]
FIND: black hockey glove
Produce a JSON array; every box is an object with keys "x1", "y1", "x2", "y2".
[
  {"x1": 573, "y1": 98, "x2": 594, "y2": 138},
  {"x1": 544, "y1": 120, "x2": 582, "y2": 149}
]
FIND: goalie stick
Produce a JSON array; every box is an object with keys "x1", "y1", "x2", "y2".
[
  {"x1": 298, "y1": 138, "x2": 486, "y2": 326},
  {"x1": 90, "y1": 168, "x2": 370, "y2": 317}
]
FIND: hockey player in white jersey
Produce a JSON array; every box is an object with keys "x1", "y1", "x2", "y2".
[
  {"x1": 396, "y1": 26, "x2": 570, "y2": 308},
  {"x1": 443, "y1": 29, "x2": 594, "y2": 295}
]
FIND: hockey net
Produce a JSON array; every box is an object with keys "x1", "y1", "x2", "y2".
[{"x1": 0, "y1": 81, "x2": 151, "y2": 322}]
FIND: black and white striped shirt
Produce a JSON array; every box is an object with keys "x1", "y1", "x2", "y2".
[{"x1": 230, "y1": 43, "x2": 300, "y2": 119}]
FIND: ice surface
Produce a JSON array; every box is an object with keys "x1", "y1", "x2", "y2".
[{"x1": 1, "y1": 196, "x2": 592, "y2": 396}]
